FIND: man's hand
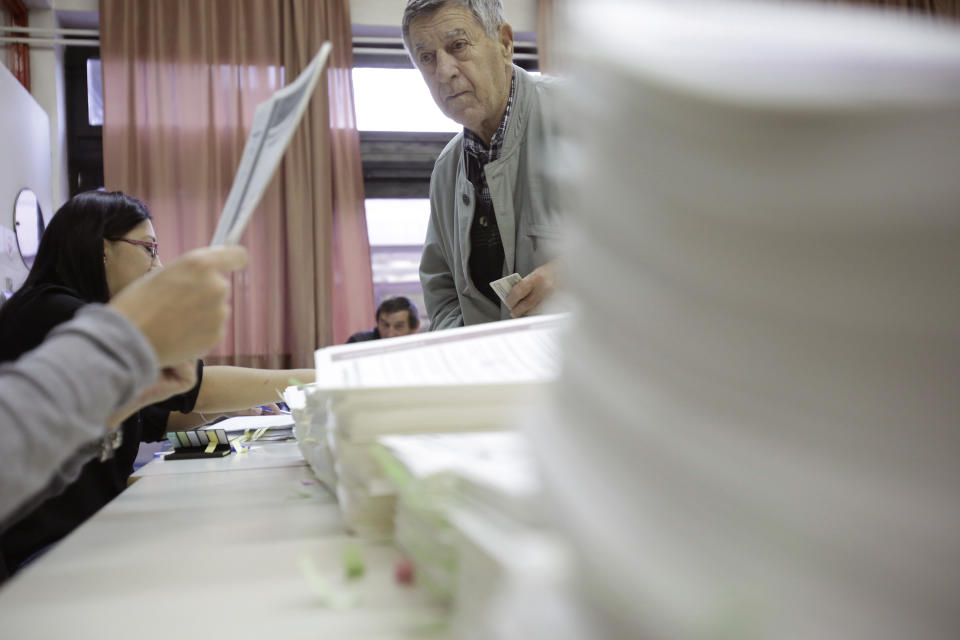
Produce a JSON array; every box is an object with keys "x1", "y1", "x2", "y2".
[
  {"x1": 109, "y1": 246, "x2": 248, "y2": 366},
  {"x1": 505, "y1": 260, "x2": 560, "y2": 318}
]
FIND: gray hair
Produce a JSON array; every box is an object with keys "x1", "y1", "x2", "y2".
[{"x1": 402, "y1": 0, "x2": 505, "y2": 52}]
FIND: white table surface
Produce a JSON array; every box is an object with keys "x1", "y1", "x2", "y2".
[{"x1": 0, "y1": 444, "x2": 449, "y2": 639}]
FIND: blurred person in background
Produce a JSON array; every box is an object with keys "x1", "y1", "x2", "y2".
[{"x1": 347, "y1": 296, "x2": 421, "y2": 342}]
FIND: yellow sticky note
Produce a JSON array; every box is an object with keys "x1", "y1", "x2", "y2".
[{"x1": 231, "y1": 435, "x2": 249, "y2": 454}]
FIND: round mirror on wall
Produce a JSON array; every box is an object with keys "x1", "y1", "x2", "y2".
[{"x1": 13, "y1": 188, "x2": 45, "y2": 269}]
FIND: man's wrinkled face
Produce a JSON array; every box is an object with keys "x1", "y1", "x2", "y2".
[
  {"x1": 378, "y1": 310, "x2": 417, "y2": 338},
  {"x1": 409, "y1": 5, "x2": 513, "y2": 142}
]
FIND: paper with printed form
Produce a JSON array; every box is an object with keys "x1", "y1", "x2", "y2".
[
  {"x1": 291, "y1": 314, "x2": 567, "y2": 537},
  {"x1": 199, "y1": 414, "x2": 294, "y2": 433},
  {"x1": 314, "y1": 314, "x2": 568, "y2": 390},
  {"x1": 210, "y1": 42, "x2": 333, "y2": 246}
]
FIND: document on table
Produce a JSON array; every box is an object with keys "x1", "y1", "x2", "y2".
[
  {"x1": 314, "y1": 313, "x2": 568, "y2": 389},
  {"x1": 210, "y1": 42, "x2": 332, "y2": 246},
  {"x1": 199, "y1": 414, "x2": 295, "y2": 434}
]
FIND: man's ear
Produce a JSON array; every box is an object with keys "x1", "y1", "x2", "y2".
[{"x1": 499, "y1": 22, "x2": 514, "y2": 60}]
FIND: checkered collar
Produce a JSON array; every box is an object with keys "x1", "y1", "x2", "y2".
[{"x1": 463, "y1": 71, "x2": 517, "y2": 164}]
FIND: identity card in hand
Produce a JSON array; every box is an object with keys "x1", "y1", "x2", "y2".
[{"x1": 490, "y1": 273, "x2": 522, "y2": 305}]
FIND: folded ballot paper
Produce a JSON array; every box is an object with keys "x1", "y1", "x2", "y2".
[
  {"x1": 210, "y1": 42, "x2": 332, "y2": 246},
  {"x1": 489, "y1": 273, "x2": 521, "y2": 305},
  {"x1": 286, "y1": 314, "x2": 567, "y2": 539}
]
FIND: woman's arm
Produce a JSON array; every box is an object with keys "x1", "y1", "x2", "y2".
[
  {"x1": 193, "y1": 366, "x2": 314, "y2": 414},
  {"x1": 165, "y1": 411, "x2": 209, "y2": 431}
]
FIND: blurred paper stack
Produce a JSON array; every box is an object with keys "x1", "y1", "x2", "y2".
[
  {"x1": 516, "y1": 2, "x2": 960, "y2": 639},
  {"x1": 284, "y1": 384, "x2": 335, "y2": 487},
  {"x1": 443, "y1": 436, "x2": 569, "y2": 640},
  {"x1": 374, "y1": 431, "x2": 571, "y2": 640},
  {"x1": 288, "y1": 314, "x2": 566, "y2": 539},
  {"x1": 376, "y1": 451, "x2": 459, "y2": 603}
]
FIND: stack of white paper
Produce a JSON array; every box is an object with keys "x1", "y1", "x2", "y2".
[
  {"x1": 373, "y1": 435, "x2": 470, "y2": 603},
  {"x1": 373, "y1": 430, "x2": 570, "y2": 639},
  {"x1": 284, "y1": 384, "x2": 336, "y2": 487},
  {"x1": 290, "y1": 314, "x2": 567, "y2": 539},
  {"x1": 442, "y1": 435, "x2": 567, "y2": 640},
  {"x1": 514, "y1": 2, "x2": 960, "y2": 639}
]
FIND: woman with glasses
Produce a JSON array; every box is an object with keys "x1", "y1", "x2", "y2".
[{"x1": 0, "y1": 190, "x2": 314, "y2": 579}]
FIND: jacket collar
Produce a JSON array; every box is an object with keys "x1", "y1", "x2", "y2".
[{"x1": 498, "y1": 65, "x2": 533, "y2": 158}]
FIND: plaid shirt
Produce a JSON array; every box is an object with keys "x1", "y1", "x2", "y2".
[
  {"x1": 463, "y1": 72, "x2": 517, "y2": 305},
  {"x1": 463, "y1": 73, "x2": 516, "y2": 175}
]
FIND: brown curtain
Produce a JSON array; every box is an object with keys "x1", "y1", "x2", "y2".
[
  {"x1": 2, "y1": 0, "x2": 30, "y2": 90},
  {"x1": 100, "y1": 0, "x2": 373, "y2": 369},
  {"x1": 536, "y1": 0, "x2": 555, "y2": 74}
]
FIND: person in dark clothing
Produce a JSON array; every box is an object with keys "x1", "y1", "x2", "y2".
[
  {"x1": 0, "y1": 191, "x2": 312, "y2": 580},
  {"x1": 0, "y1": 244, "x2": 246, "y2": 540},
  {"x1": 347, "y1": 296, "x2": 421, "y2": 342}
]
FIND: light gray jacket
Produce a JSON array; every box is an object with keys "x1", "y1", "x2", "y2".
[
  {"x1": 0, "y1": 305, "x2": 156, "y2": 528},
  {"x1": 420, "y1": 66, "x2": 564, "y2": 329}
]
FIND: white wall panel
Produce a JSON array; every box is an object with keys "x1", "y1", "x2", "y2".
[{"x1": 0, "y1": 62, "x2": 52, "y2": 297}]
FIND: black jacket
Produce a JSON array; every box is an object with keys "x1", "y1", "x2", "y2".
[{"x1": 0, "y1": 284, "x2": 203, "y2": 576}]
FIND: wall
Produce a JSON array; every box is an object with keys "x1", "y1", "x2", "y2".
[
  {"x1": 0, "y1": 61, "x2": 52, "y2": 298},
  {"x1": 42, "y1": 0, "x2": 537, "y2": 28},
  {"x1": 27, "y1": 8, "x2": 68, "y2": 209},
  {"x1": 350, "y1": 0, "x2": 537, "y2": 33}
]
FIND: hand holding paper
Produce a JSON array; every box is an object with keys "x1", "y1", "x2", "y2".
[
  {"x1": 489, "y1": 273, "x2": 522, "y2": 305},
  {"x1": 210, "y1": 42, "x2": 333, "y2": 246},
  {"x1": 504, "y1": 260, "x2": 560, "y2": 318}
]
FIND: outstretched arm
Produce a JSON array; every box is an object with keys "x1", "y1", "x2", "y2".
[{"x1": 193, "y1": 366, "x2": 315, "y2": 414}]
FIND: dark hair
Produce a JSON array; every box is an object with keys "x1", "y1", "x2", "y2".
[
  {"x1": 0, "y1": 191, "x2": 151, "y2": 321},
  {"x1": 376, "y1": 296, "x2": 420, "y2": 329}
]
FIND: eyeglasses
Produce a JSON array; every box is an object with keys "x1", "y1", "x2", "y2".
[{"x1": 107, "y1": 237, "x2": 159, "y2": 261}]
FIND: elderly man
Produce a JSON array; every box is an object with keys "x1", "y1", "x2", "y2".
[{"x1": 404, "y1": 0, "x2": 562, "y2": 329}]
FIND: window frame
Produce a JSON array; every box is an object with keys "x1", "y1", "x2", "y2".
[{"x1": 64, "y1": 45, "x2": 104, "y2": 196}]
